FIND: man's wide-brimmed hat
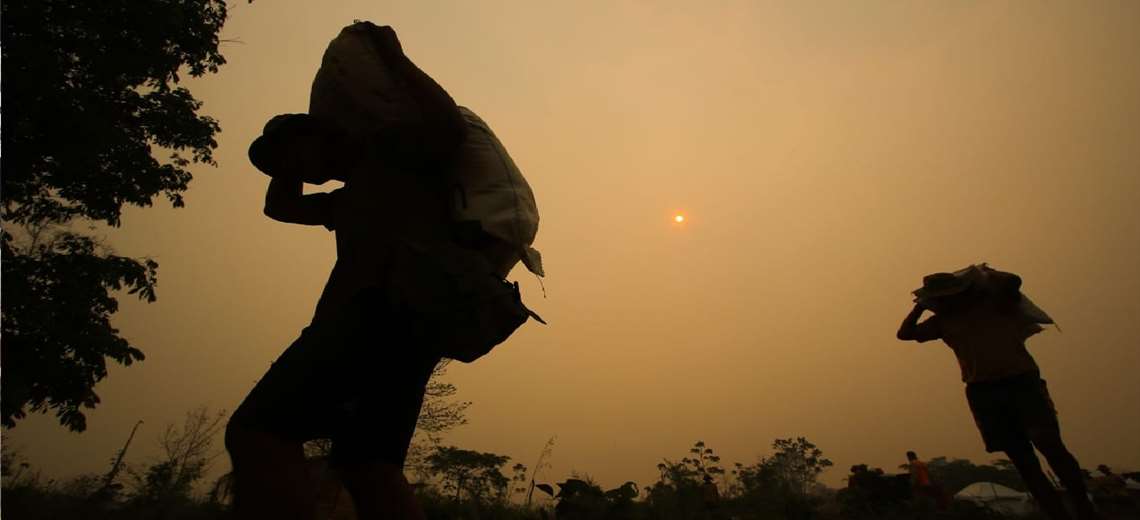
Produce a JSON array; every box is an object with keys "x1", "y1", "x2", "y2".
[
  {"x1": 913, "y1": 272, "x2": 972, "y2": 300},
  {"x1": 248, "y1": 113, "x2": 345, "y2": 178}
]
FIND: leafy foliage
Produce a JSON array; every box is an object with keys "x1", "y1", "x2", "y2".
[
  {"x1": 1, "y1": 0, "x2": 227, "y2": 226},
  {"x1": 510, "y1": 462, "x2": 530, "y2": 501},
  {"x1": 418, "y1": 360, "x2": 472, "y2": 437},
  {"x1": 126, "y1": 407, "x2": 226, "y2": 508},
  {"x1": 724, "y1": 437, "x2": 834, "y2": 519},
  {"x1": 0, "y1": 0, "x2": 230, "y2": 431},
  {"x1": 737, "y1": 437, "x2": 834, "y2": 497},
  {"x1": 552, "y1": 476, "x2": 641, "y2": 520},
  {"x1": 683, "y1": 440, "x2": 726, "y2": 480},
  {"x1": 1, "y1": 230, "x2": 156, "y2": 431},
  {"x1": 551, "y1": 477, "x2": 608, "y2": 519},
  {"x1": 6, "y1": 427, "x2": 1138, "y2": 519},
  {"x1": 426, "y1": 446, "x2": 512, "y2": 503},
  {"x1": 650, "y1": 440, "x2": 725, "y2": 490},
  {"x1": 1, "y1": 443, "x2": 35, "y2": 484},
  {"x1": 837, "y1": 464, "x2": 911, "y2": 519},
  {"x1": 645, "y1": 441, "x2": 726, "y2": 519}
]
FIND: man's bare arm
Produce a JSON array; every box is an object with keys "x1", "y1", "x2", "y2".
[
  {"x1": 897, "y1": 303, "x2": 940, "y2": 342},
  {"x1": 263, "y1": 177, "x2": 335, "y2": 226}
]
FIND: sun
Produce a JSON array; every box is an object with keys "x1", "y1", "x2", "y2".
[{"x1": 673, "y1": 214, "x2": 685, "y2": 224}]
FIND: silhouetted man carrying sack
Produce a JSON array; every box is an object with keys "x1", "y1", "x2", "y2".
[
  {"x1": 226, "y1": 22, "x2": 541, "y2": 520},
  {"x1": 897, "y1": 264, "x2": 1100, "y2": 520}
]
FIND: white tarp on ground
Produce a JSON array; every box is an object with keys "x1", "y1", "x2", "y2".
[{"x1": 956, "y1": 482, "x2": 1034, "y2": 516}]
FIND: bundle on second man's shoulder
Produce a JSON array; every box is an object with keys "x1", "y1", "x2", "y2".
[{"x1": 914, "y1": 263, "x2": 1055, "y2": 333}]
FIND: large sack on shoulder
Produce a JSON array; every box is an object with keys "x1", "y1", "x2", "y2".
[
  {"x1": 309, "y1": 22, "x2": 465, "y2": 169},
  {"x1": 449, "y1": 106, "x2": 543, "y2": 277}
]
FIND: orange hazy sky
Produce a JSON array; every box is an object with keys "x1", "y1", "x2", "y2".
[{"x1": 6, "y1": 1, "x2": 1140, "y2": 492}]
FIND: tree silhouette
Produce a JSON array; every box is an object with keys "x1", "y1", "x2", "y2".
[
  {"x1": 645, "y1": 441, "x2": 726, "y2": 518},
  {"x1": 417, "y1": 360, "x2": 472, "y2": 438},
  {"x1": 763, "y1": 437, "x2": 833, "y2": 496},
  {"x1": 682, "y1": 440, "x2": 726, "y2": 481},
  {"x1": 126, "y1": 407, "x2": 226, "y2": 509},
  {"x1": 425, "y1": 446, "x2": 511, "y2": 503},
  {"x1": 1, "y1": 0, "x2": 231, "y2": 431},
  {"x1": 733, "y1": 436, "x2": 833, "y2": 519}
]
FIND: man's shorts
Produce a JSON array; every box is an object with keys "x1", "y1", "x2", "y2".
[
  {"x1": 229, "y1": 292, "x2": 440, "y2": 468},
  {"x1": 965, "y1": 371, "x2": 1060, "y2": 453}
]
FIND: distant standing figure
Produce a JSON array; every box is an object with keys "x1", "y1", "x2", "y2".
[
  {"x1": 701, "y1": 474, "x2": 721, "y2": 519},
  {"x1": 906, "y1": 451, "x2": 948, "y2": 510},
  {"x1": 897, "y1": 267, "x2": 1100, "y2": 520},
  {"x1": 701, "y1": 474, "x2": 720, "y2": 506}
]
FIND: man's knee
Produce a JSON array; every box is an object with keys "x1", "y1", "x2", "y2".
[
  {"x1": 225, "y1": 420, "x2": 283, "y2": 461},
  {"x1": 1004, "y1": 444, "x2": 1043, "y2": 471},
  {"x1": 1028, "y1": 427, "x2": 1069, "y2": 455}
]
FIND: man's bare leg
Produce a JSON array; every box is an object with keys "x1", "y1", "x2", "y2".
[
  {"x1": 340, "y1": 461, "x2": 426, "y2": 520},
  {"x1": 1005, "y1": 443, "x2": 1072, "y2": 520},
  {"x1": 225, "y1": 424, "x2": 316, "y2": 520},
  {"x1": 1032, "y1": 429, "x2": 1101, "y2": 520}
]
